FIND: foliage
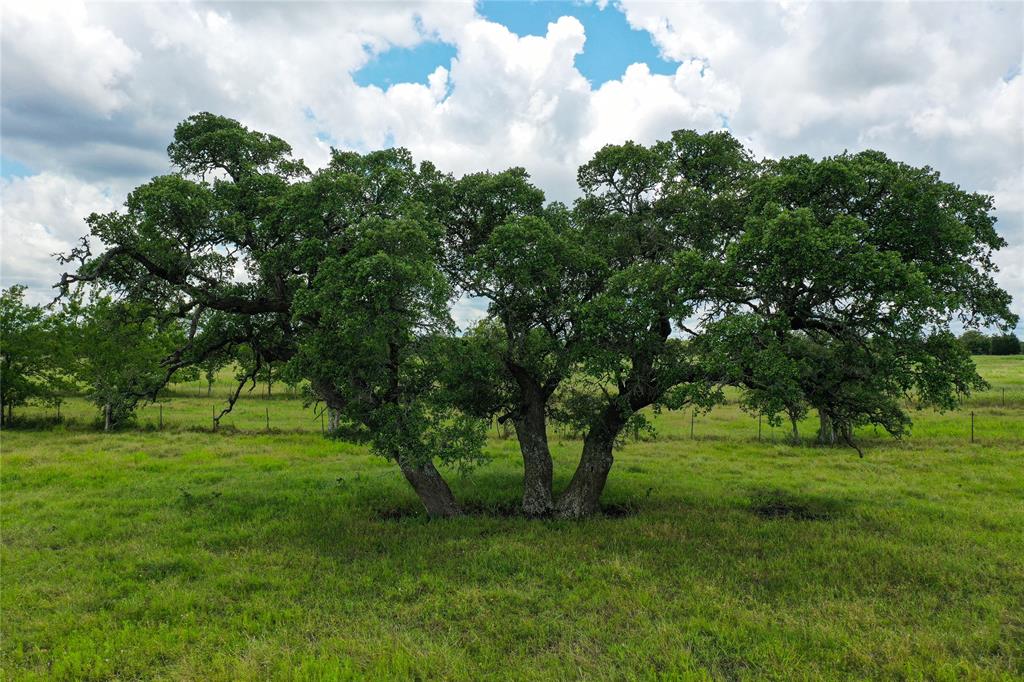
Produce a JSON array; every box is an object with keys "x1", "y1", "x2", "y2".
[
  {"x1": 990, "y1": 332, "x2": 1022, "y2": 355},
  {"x1": 53, "y1": 112, "x2": 1017, "y2": 516},
  {"x1": 0, "y1": 286, "x2": 72, "y2": 421},
  {"x1": 960, "y1": 329, "x2": 992, "y2": 354},
  {"x1": 64, "y1": 296, "x2": 186, "y2": 427},
  {"x1": 706, "y1": 149, "x2": 1016, "y2": 444},
  {"x1": 58, "y1": 113, "x2": 484, "y2": 514}
]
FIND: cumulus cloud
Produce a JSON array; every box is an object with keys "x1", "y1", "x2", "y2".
[
  {"x1": 0, "y1": 173, "x2": 118, "y2": 294},
  {"x1": 1, "y1": 0, "x2": 1020, "y2": 327},
  {"x1": 2, "y1": 2, "x2": 138, "y2": 116}
]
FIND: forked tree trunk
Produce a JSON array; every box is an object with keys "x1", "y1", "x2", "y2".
[
  {"x1": 398, "y1": 459, "x2": 461, "y2": 518},
  {"x1": 555, "y1": 405, "x2": 627, "y2": 519},
  {"x1": 513, "y1": 398, "x2": 554, "y2": 517}
]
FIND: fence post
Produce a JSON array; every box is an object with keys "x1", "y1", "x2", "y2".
[
  {"x1": 758, "y1": 413, "x2": 762, "y2": 441},
  {"x1": 690, "y1": 408, "x2": 695, "y2": 439},
  {"x1": 1002, "y1": 388, "x2": 1005, "y2": 406},
  {"x1": 321, "y1": 412, "x2": 325, "y2": 434},
  {"x1": 159, "y1": 404, "x2": 163, "y2": 430},
  {"x1": 266, "y1": 407, "x2": 270, "y2": 431},
  {"x1": 970, "y1": 411, "x2": 974, "y2": 444}
]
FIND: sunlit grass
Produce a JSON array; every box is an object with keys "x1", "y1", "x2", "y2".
[{"x1": 1, "y1": 356, "x2": 1022, "y2": 679}]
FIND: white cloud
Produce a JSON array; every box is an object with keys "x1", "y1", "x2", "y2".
[
  {"x1": 2, "y1": 1, "x2": 138, "y2": 115},
  {"x1": 1, "y1": 0, "x2": 1020, "y2": 327},
  {"x1": 0, "y1": 173, "x2": 118, "y2": 298}
]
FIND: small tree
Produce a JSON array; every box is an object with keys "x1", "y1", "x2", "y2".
[
  {"x1": 0, "y1": 286, "x2": 72, "y2": 424},
  {"x1": 66, "y1": 296, "x2": 185, "y2": 429}
]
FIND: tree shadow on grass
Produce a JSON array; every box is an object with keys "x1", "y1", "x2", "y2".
[
  {"x1": 372, "y1": 498, "x2": 642, "y2": 521},
  {"x1": 745, "y1": 487, "x2": 851, "y2": 521}
]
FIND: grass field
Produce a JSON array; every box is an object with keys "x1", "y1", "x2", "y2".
[{"x1": 2, "y1": 356, "x2": 1022, "y2": 680}]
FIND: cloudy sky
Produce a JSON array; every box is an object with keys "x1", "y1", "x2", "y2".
[{"x1": 2, "y1": 0, "x2": 1022, "y2": 330}]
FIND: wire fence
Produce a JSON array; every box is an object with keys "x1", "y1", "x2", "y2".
[{"x1": 5, "y1": 383, "x2": 1023, "y2": 446}]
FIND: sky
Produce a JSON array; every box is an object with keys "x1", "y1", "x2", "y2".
[{"x1": 1, "y1": 0, "x2": 1022, "y2": 332}]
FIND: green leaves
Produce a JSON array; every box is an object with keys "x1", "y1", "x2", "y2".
[
  {"x1": 56, "y1": 113, "x2": 1019, "y2": 512},
  {"x1": 167, "y1": 112, "x2": 306, "y2": 181},
  {"x1": 0, "y1": 286, "x2": 75, "y2": 418}
]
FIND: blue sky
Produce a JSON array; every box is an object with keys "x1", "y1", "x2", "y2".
[
  {"x1": 1, "y1": 155, "x2": 34, "y2": 179},
  {"x1": 355, "y1": 0, "x2": 678, "y2": 89}
]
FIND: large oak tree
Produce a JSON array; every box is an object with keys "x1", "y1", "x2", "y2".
[{"x1": 59, "y1": 113, "x2": 1016, "y2": 518}]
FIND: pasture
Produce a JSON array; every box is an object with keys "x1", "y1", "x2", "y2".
[{"x1": 2, "y1": 356, "x2": 1022, "y2": 680}]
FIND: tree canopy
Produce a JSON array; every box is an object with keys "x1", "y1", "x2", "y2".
[
  {"x1": 55, "y1": 112, "x2": 1017, "y2": 518},
  {"x1": 0, "y1": 286, "x2": 71, "y2": 423}
]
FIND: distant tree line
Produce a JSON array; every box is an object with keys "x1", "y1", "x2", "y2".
[
  {"x1": 4, "y1": 113, "x2": 1016, "y2": 518},
  {"x1": 959, "y1": 329, "x2": 1021, "y2": 355}
]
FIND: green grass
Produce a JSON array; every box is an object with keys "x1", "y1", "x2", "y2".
[{"x1": 2, "y1": 357, "x2": 1023, "y2": 680}]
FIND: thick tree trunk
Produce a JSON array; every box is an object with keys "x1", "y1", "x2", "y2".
[
  {"x1": 506, "y1": 366, "x2": 555, "y2": 517},
  {"x1": 512, "y1": 398, "x2": 554, "y2": 516},
  {"x1": 555, "y1": 405, "x2": 626, "y2": 519},
  {"x1": 104, "y1": 404, "x2": 111, "y2": 432},
  {"x1": 312, "y1": 379, "x2": 460, "y2": 519},
  {"x1": 398, "y1": 459, "x2": 461, "y2": 518},
  {"x1": 327, "y1": 408, "x2": 341, "y2": 432},
  {"x1": 818, "y1": 411, "x2": 837, "y2": 445}
]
